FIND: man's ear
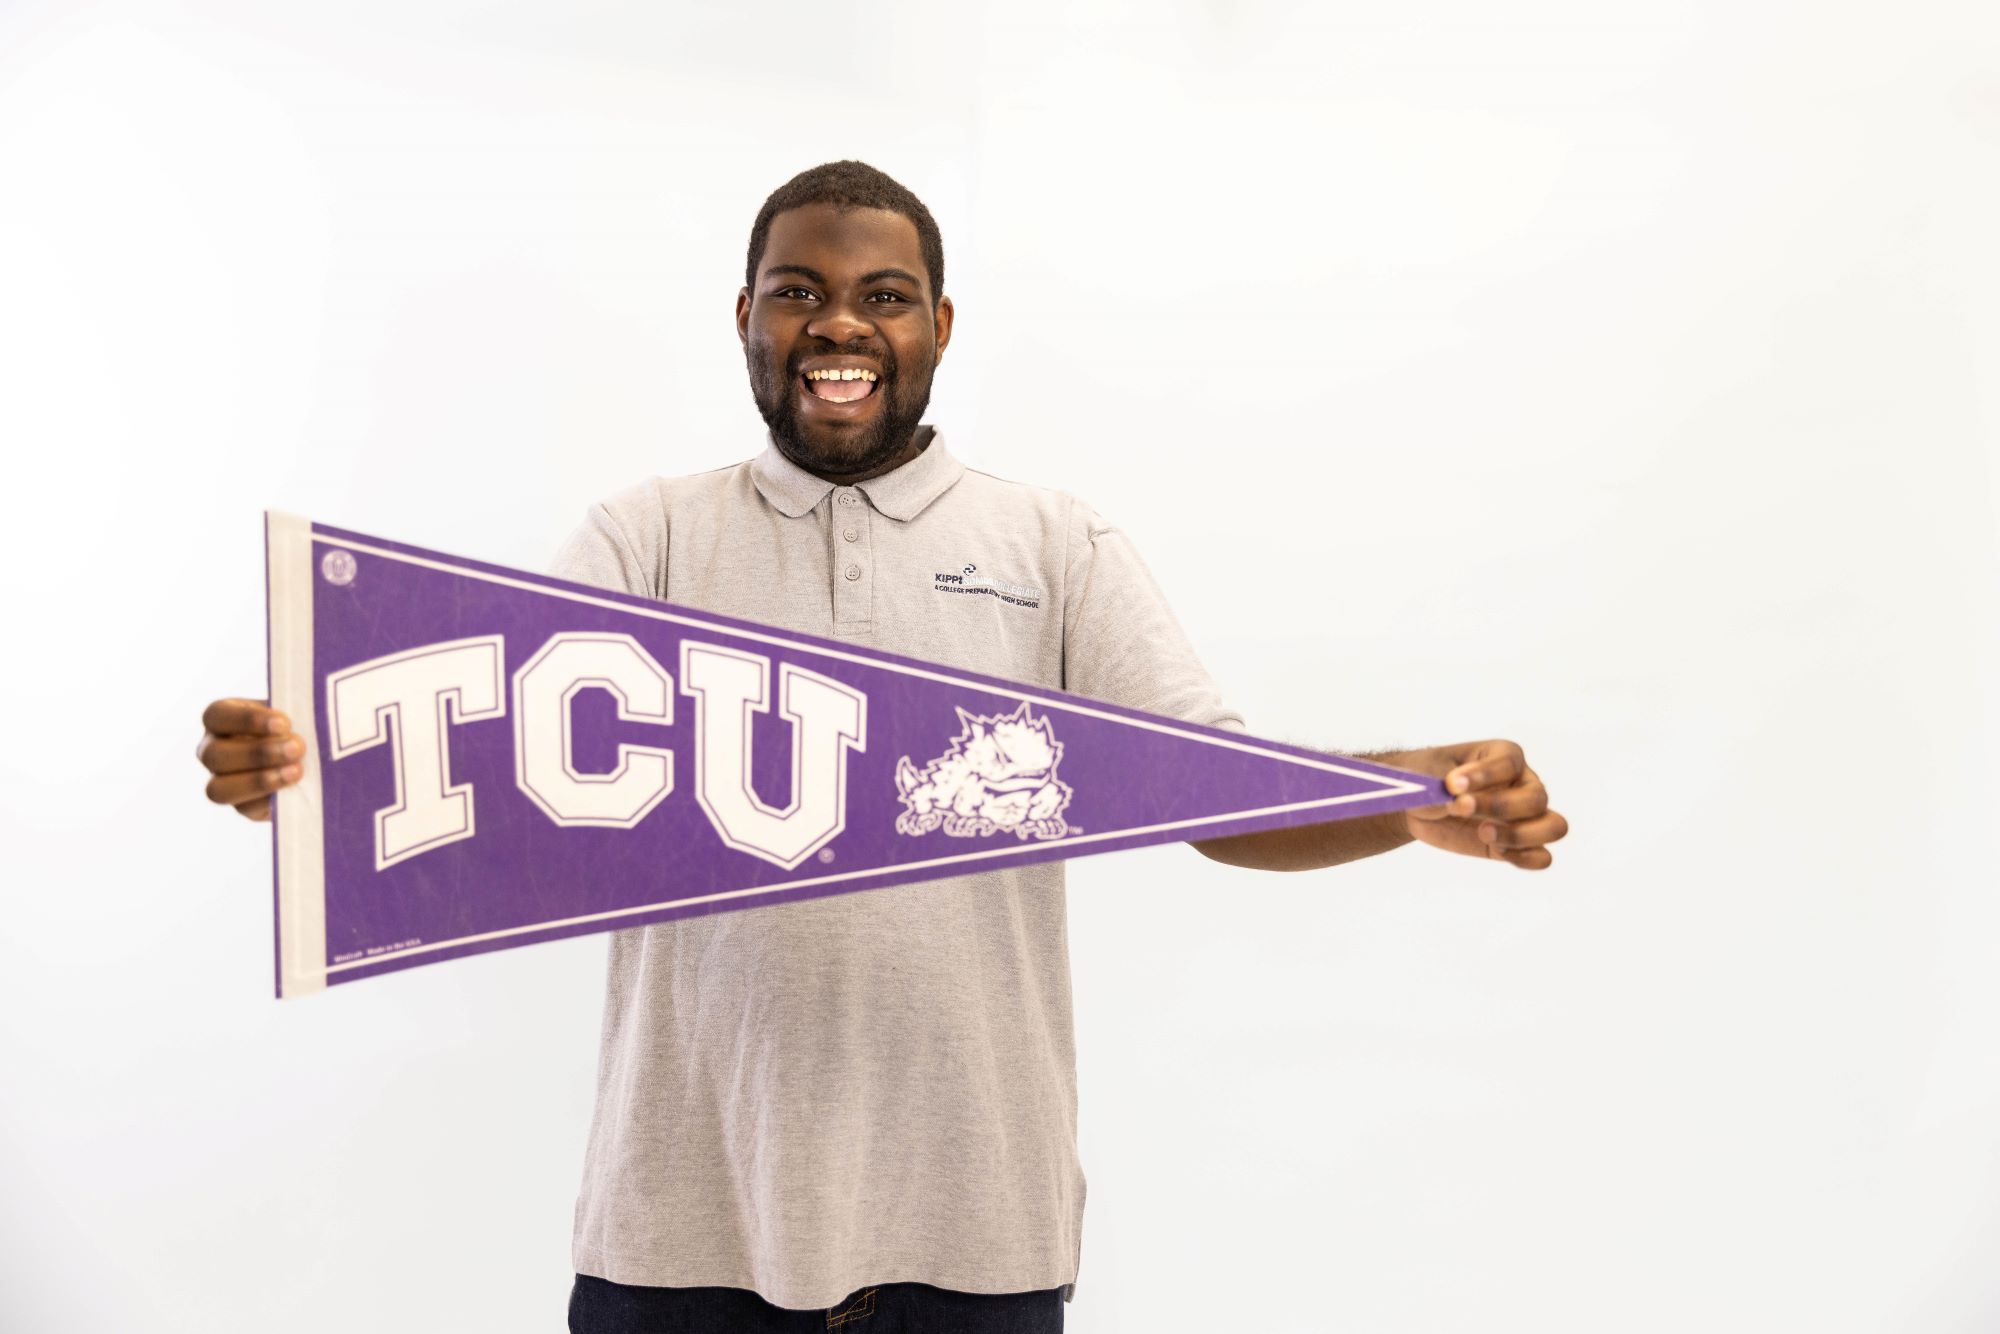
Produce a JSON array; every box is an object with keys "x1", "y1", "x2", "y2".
[
  {"x1": 933, "y1": 294, "x2": 954, "y2": 364},
  {"x1": 735, "y1": 287, "x2": 751, "y2": 347}
]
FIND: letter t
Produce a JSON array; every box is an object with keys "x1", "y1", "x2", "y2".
[{"x1": 325, "y1": 636, "x2": 507, "y2": 870}]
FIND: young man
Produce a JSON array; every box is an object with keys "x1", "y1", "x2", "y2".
[{"x1": 198, "y1": 160, "x2": 1567, "y2": 1332}]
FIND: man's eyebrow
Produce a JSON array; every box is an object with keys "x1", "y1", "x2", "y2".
[
  {"x1": 856, "y1": 266, "x2": 924, "y2": 288},
  {"x1": 763, "y1": 264, "x2": 827, "y2": 285},
  {"x1": 763, "y1": 264, "x2": 924, "y2": 290}
]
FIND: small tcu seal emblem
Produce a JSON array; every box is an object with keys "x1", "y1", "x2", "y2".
[
  {"x1": 320, "y1": 549, "x2": 357, "y2": 586},
  {"x1": 894, "y1": 702, "x2": 1073, "y2": 841}
]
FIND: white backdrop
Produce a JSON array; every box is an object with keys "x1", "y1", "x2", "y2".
[{"x1": 2, "y1": 2, "x2": 1996, "y2": 1330}]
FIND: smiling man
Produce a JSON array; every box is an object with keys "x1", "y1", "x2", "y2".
[{"x1": 197, "y1": 159, "x2": 1566, "y2": 1332}]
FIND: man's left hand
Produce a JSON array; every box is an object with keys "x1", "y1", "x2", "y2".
[{"x1": 1398, "y1": 740, "x2": 1567, "y2": 870}]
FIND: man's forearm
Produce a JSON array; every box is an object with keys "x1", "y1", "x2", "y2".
[{"x1": 1188, "y1": 748, "x2": 1423, "y2": 872}]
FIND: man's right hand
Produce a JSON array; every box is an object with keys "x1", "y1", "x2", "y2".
[{"x1": 198, "y1": 698, "x2": 306, "y2": 822}]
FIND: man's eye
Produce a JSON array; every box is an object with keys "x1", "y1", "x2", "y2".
[{"x1": 774, "y1": 288, "x2": 905, "y2": 303}]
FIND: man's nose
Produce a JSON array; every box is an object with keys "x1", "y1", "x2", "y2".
[{"x1": 806, "y1": 298, "x2": 876, "y2": 343}]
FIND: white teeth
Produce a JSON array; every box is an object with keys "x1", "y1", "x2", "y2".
[{"x1": 805, "y1": 368, "x2": 878, "y2": 381}]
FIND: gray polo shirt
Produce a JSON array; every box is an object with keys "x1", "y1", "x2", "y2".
[{"x1": 550, "y1": 427, "x2": 1243, "y2": 1310}]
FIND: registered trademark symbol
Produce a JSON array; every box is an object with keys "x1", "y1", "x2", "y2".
[{"x1": 817, "y1": 848, "x2": 836, "y2": 863}]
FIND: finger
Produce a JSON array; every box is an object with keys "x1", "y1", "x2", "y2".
[
  {"x1": 1444, "y1": 742, "x2": 1525, "y2": 797},
  {"x1": 1413, "y1": 817, "x2": 1497, "y2": 859},
  {"x1": 206, "y1": 764, "x2": 302, "y2": 807},
  {"x1": 233, "y1": 795, "x2": 273, "y2": 822},
  {"x1": 1499, "y1": 846, "x2": 1552, "y2": 870},
  {"x1": 202, "y1": 698, "x2": 290, "y2": 739},
  {"x1": 198, "y1": 733, "x2": 305, "y2": 776},
  {"x1": 1449, "y1": 773, "x2": 1547, "y2": 822},
  {"x1": 1481, "y1": 810, "x2": 1569, "y2": 850}
]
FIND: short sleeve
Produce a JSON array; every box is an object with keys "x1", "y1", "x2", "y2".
[
  {"x1": 1061, "y1": 499, "x2": 1247, "y2": 733},
  {"x1": 549, "y1": 501, "x2": 655, "y2": 599}
]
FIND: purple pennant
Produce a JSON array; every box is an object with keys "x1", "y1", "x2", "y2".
[{"x1": 264, "y1": 513, "x2": 1447, "y2": 998}]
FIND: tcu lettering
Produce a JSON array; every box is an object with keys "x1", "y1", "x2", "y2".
[{"x1": 325, "y1": 633, "x2": 867, "y2": 872}]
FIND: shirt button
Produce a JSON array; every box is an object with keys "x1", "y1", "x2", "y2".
[
  {"x1": 837, "y1": 493, "x2": 857, "y2": 507},
  {"x1": 844, "y1": 564, "x2": 862, "y2": 581},
  {"x1": 842, "y1": 527, "x2": 858, "y2": 542}
]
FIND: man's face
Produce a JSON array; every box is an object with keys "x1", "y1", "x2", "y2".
[{"x1": 737, "y1": 203, "x2": 954, "y2": 480}]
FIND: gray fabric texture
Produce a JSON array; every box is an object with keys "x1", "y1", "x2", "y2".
[{"x1": 551, "y1": 427, "x2": 1243, "y2": 1310}]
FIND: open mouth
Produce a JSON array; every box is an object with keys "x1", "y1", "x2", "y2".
[{"x1": 799, "y1": 371, "x2": 880, "y2": 410}]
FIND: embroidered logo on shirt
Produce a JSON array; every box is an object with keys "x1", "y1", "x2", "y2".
[
  {"x1": 894, "y1": 703, "x2": 1074, "y2": 840},
  {"x1": 931, "y1": 561, "x2": 1042, "y2": 609}
]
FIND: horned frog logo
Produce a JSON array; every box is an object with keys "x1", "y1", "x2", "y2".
[{"x1": 894, "y1": 702, "x2": 1074, "y2": 840}]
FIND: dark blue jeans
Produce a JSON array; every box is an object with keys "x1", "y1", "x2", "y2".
[{"x1": 568, "y1": 1274, "x2": 1065, "y2": 1333}]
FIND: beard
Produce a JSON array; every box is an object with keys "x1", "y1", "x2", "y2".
[{"x1": 745, "y1": 337, "x2": 935, "y2": 478}]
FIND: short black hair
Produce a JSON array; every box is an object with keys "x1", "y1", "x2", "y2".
[{"x1": 745, "y1": 160, "x2": 945, "y2": 309}]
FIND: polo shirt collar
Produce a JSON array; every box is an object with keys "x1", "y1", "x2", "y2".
[
  {"x1": 750, "y1": 427, "x2": 965, "y2": 522},
  {"x1": 749, "y1": 436, "x2": 831, "y2": 517}
]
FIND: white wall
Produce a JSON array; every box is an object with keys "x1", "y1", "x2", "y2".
[{"x1": 1, "y1": 1, "x2": 1995, "y2": 1330}]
